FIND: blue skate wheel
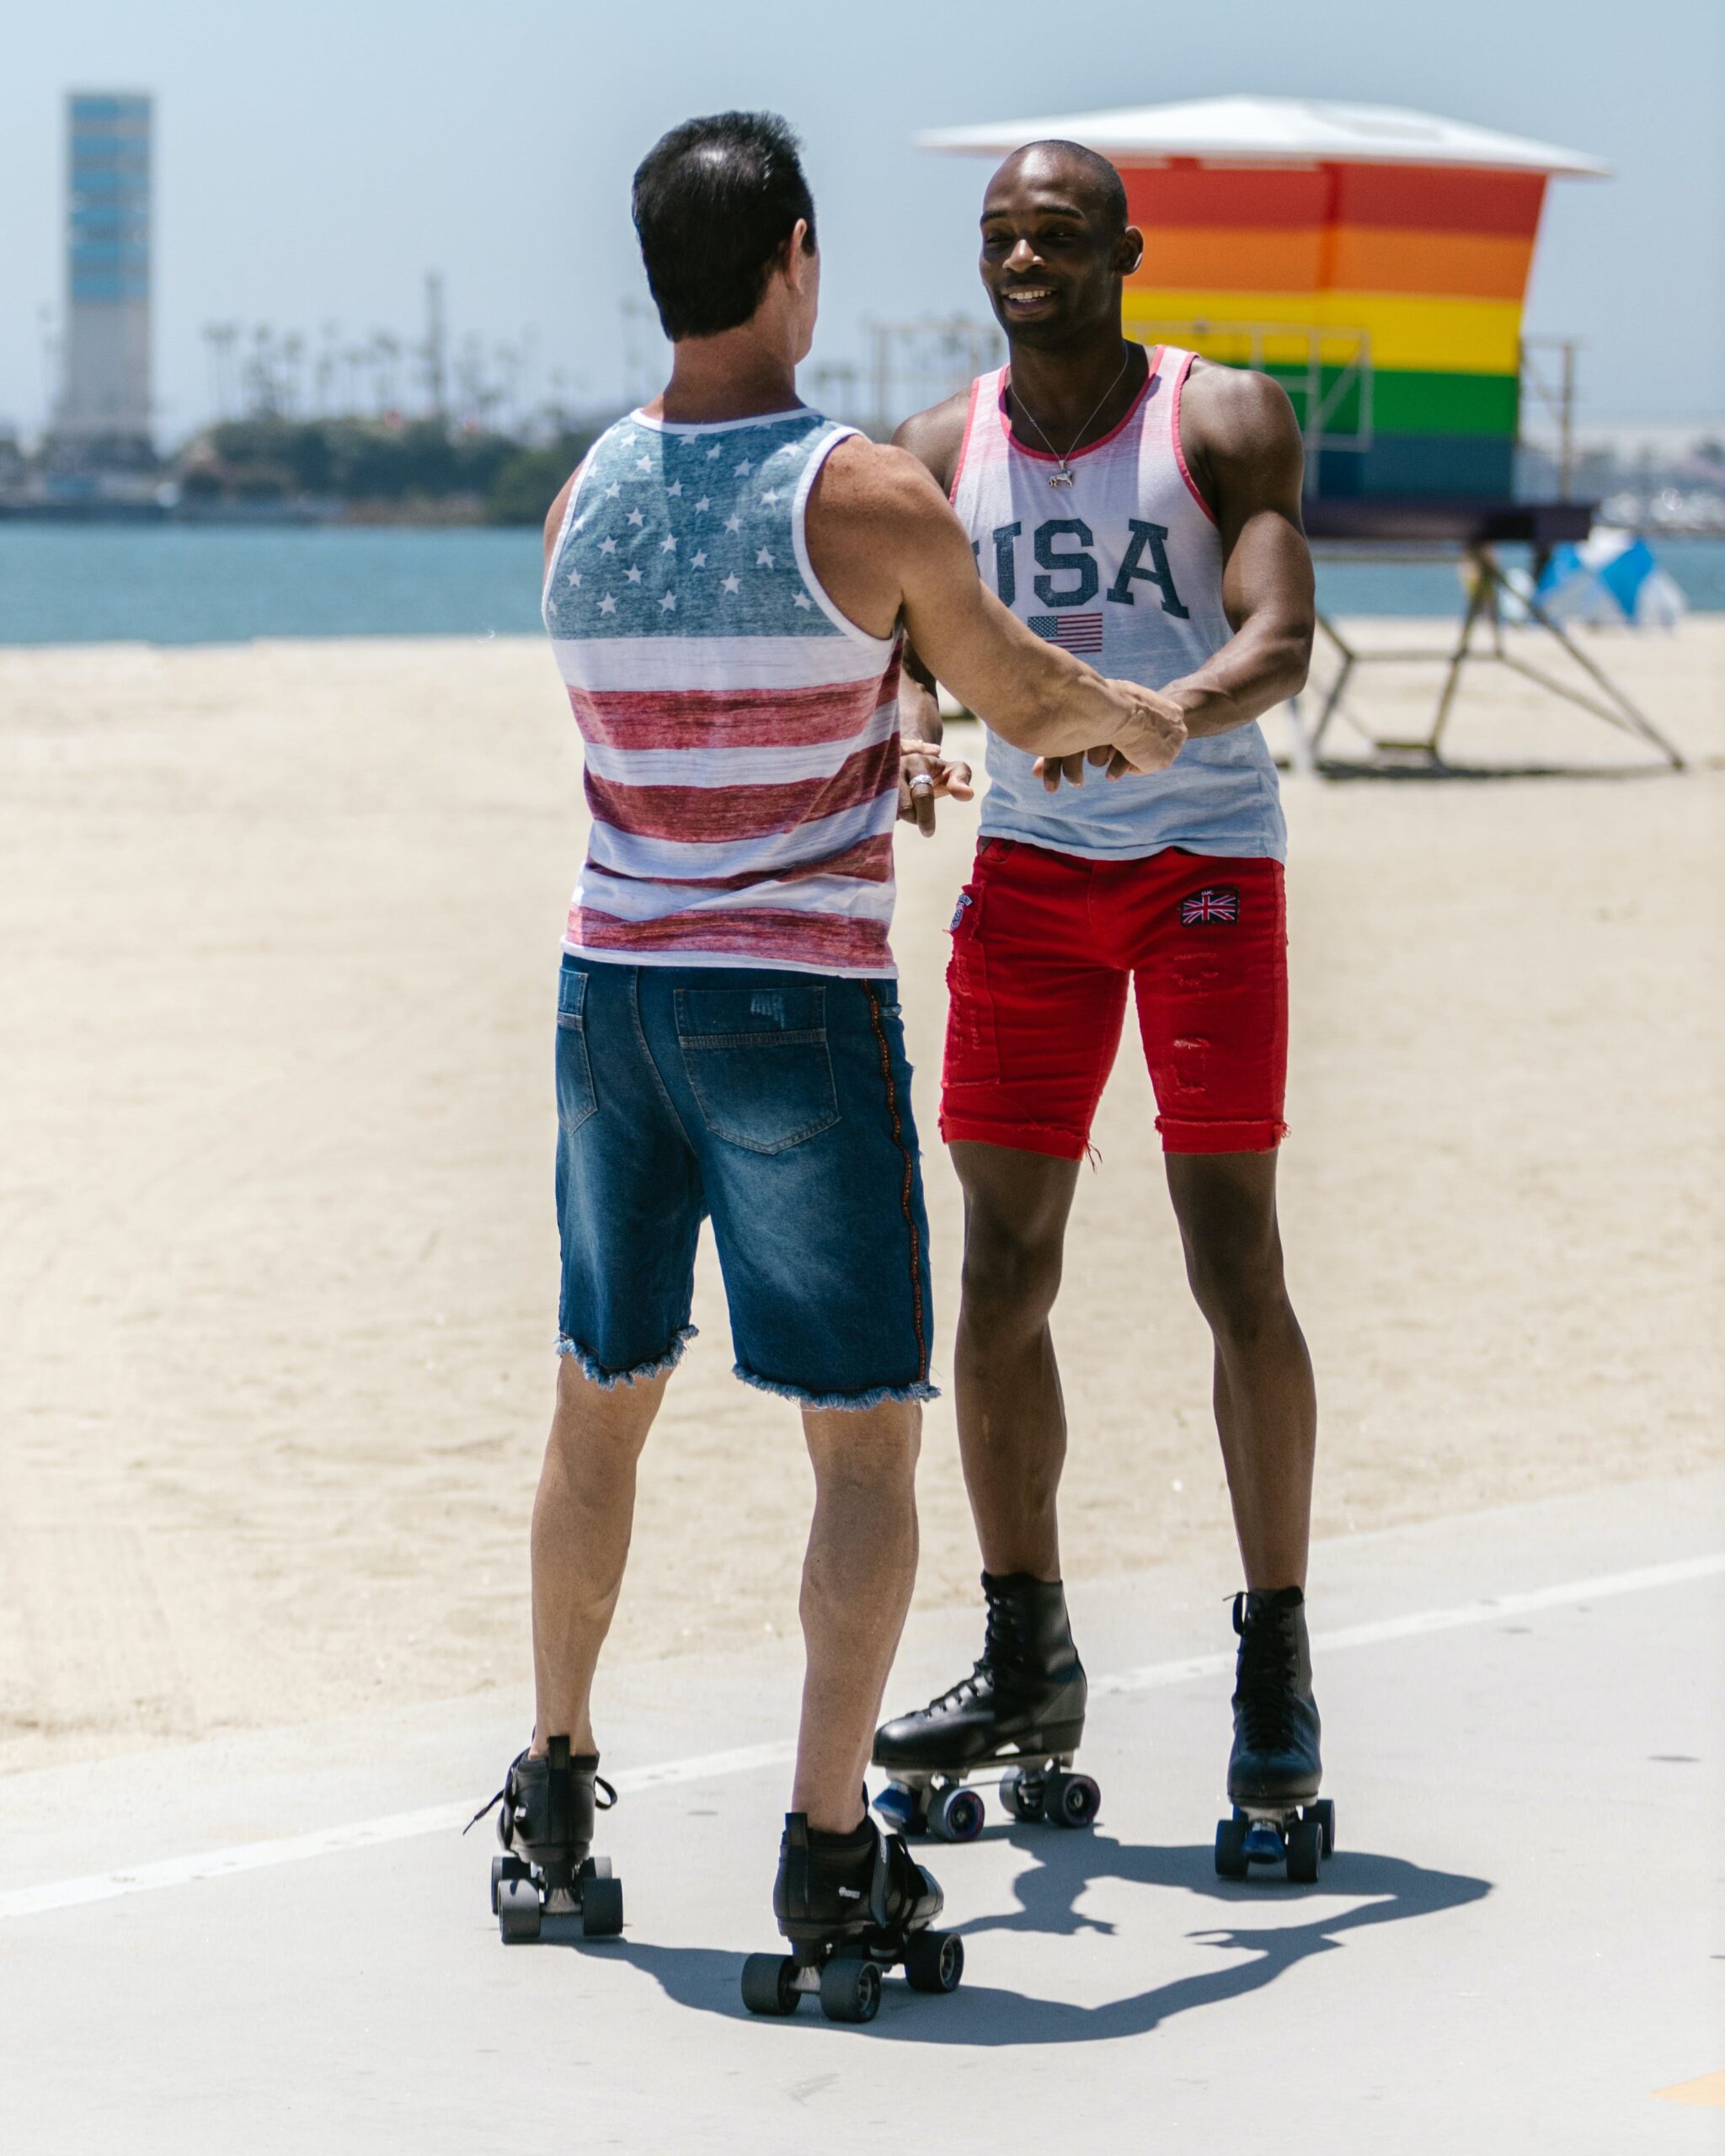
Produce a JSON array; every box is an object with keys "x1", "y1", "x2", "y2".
[
  {"x1": 930, "y1": 1787, "x2": 985, "y2": 1843},
  {"x1": 740, "y1": 1952, "x2": 799, "y2": 2015},
  {"x1": 873, "y1": 1782, "x2": 927, "y2": 1834},
  {"x1": 820, "y1": 1954, "x2": 882, "y2": 2024},
  {"x1": 1214, "y1": 1817, "x2": 1249, "y2": 1879},
  {"x1": 903, "y1": 1929, "x2": 964, "y2": 1994}
]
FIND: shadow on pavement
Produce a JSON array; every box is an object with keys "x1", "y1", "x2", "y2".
[{"x1": 606, "y1": 1833, "x2": 1492, "y2": 2045}]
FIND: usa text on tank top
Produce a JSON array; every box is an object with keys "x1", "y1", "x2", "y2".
[{"x1": 949, "y1": 347, "x2": 1286, "y2": 864}]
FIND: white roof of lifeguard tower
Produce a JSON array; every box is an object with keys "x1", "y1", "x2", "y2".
[{"x1": 916, "y1": 95, "x2": 1610, "y2": 178}]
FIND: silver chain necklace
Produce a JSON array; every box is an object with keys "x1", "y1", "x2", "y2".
[{"x1": 1008, "y1": 349, "x2": 1135, "y2": 489}]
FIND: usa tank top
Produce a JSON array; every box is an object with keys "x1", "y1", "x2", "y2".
[
  {"x1": 949, "y1": 350, "x2": 1285, "y2": 862},
  {"x1": 543, "y1": 407, "x2": 903, "y2": 976}
]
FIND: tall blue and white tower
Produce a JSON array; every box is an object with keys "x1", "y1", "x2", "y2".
[{"x1": 57, "y1": 92, "x2": 152, "y2": 448}]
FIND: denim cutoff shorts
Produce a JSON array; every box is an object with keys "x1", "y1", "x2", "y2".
[{"x1": 553, "y1": 958, "x2": 937, "y2": 1408}]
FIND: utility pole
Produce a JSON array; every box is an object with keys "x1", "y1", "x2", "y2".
[{"x1": 424, "y1": 272, "x2": 447, "y2": 426}]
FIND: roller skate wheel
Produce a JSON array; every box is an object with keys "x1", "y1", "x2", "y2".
[
  {"x1": 740, "y1": 1952, "x2": 799, "y2": 2016},
  {"x1": 579, "y1": 1873, "x2": 624, "y2": 1936},
  {"x1": 998, "y1": 1767, "x2": 1044, "y2": 1823},
  {"x1": 819, "y1": 1954, "x2": 882, "y2": 2025},
  {"x1": 903, "y1": 1929, "x2": 964, "y2": 1995},
  {"x1": 1311, "y1": 1798, "x2": 1336, "y2": 1856},
  {"x1": 1286, "y1": 1814, "x2": 1322, "y2": 1884},
  {"x1": 1214, "y1": 1816, "x2": 1249, "y2": 1880},
  {"x1": 489, "y1": 1854, "x2": 527, "y2": 1913},
  {"x1": 1044, "y1": 1770, "x2": 1101, "y2": 1829},
  {"x1": 497, "y1": 1876, "x2": 542, "y2": 1942},
  {"x1": 873, "y1": 1782, "x2": 926, "y2": 1835},
  {"x1": 929, "y1": 1787, "x2": 986, "y2": 1844},
  {"x1": 579, "y1": 1853, "x2": 614, "y2": 1881}
]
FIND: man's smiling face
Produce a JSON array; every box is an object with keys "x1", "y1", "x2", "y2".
[{"x1": 978, "y1": 146, "x2": 1143, "y2": 351}]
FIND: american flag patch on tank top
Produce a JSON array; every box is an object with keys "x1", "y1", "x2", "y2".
[{"x1": 1028, "y1": 611, "x2": 1105, "y2": 654}]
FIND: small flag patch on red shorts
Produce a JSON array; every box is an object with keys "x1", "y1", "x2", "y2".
[
  {"x1": 1180, "y1": 885, "x2": 1240, "y2": 926},
  {"x1": 1028, "y1": 612, "x2": 1104, "y2": 654}
]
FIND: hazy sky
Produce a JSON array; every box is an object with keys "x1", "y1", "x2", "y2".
[{"x1": 3, "y1": 0, "x2": 1720, "y2": 440}]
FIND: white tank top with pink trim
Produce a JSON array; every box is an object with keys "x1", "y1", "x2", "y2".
[{"x1": 949, "y1": 348, "x2": 1284, "y2": 862}]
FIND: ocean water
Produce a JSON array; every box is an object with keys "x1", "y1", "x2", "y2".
[{"x1": 1, "y1": 523, "x2": 1722, "y2": 647}]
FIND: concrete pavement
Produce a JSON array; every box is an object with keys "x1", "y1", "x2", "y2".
[{"x1": 2, "y1": 1472, "x2": 1721, "y2": 2154}]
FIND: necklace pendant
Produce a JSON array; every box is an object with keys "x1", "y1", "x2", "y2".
[{"x1": 1049, "y1": 465, "x2": 1075, "y2": 489}]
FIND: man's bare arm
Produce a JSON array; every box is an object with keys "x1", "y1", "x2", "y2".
[
  {"x1": 807, "y1": 436, "x2": 1183, "y2": 773},
  {"x1": 543, "y1": 470, "x2": 579, "y2": 575},
  {"x1": 889, "y1": 397, "x2": 969, "y2": 754},
  {"x1": 1169, "y1": 365, "x2": 1314, "y2": 736}
]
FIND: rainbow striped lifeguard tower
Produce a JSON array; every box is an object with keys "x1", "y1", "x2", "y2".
[
  {"x1": 920, "y1": 95, "x2": 1607, "y2": 502},
  {"x1": 920, "y1": 98, "x2": 1680, "y2": 768}
]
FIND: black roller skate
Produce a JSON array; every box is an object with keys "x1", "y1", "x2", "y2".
[
  {"x1": 1213, "y1": 1586, "x2": 1335, "y2": 1884},
  {"x1": 740, "y1": 1809, "x2": 963, "y2": 2025},
  {"x1": 870, "y1": 1572, "x2": 1098, "y2": 1843},
  {"x1": 467, "y1": 1735, "x2": 623, "y2": 1941}
]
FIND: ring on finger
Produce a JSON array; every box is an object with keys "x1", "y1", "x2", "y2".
[{"x1": 908, "y1": 774, "x2": 935, "y2": 795}]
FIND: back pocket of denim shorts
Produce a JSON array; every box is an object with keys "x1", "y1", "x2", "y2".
[
  {"x1": 555, "y1": 967, "x2": 597, "y2": 1134},
  {"x1": 675, "y1": 985, "x2": 839, "y2": 1155}
]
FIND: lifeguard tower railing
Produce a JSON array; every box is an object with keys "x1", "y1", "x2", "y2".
[{"x1": 1124, "y1": 322, "x2": 1374, "y2": 487}]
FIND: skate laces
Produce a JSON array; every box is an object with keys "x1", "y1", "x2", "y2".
[
  {"x1": 461, "y1": 1750, "x2": 617, "y2": 1835},
  {"x1": 916, "y1": 1582, "x2": 1029, "y2": 1715},
  {"x1": 1231, "y1": 1593, "x2": 1299, "y2": 1752}
]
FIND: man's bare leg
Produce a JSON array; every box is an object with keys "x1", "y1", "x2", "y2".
[
  {"x1": 949, "y1": 1140, "x2": 1082, "y2": 1581},
  {"x1": 792, "y1": 1400, "x2": 921, "y2": 1831},
  {"x1": 1165, "y1": 1150, "x2": 1316, "y2": 1588},
  {"x1": 530, "y1": 1353, "x2": 671, "y2": 1755}
]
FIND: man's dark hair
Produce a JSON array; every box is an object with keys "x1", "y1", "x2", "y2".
[
  {"x1": 632, "y1": 111, "x2": 817, "y2": 341},
  {"x1": 1017, "y1": 139, "x2": 1130, "y2": 239}
]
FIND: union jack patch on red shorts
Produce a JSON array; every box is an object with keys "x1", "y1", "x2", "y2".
[{"x1": 1180, "y1": 885, "x2": 1240, "y2": 926}]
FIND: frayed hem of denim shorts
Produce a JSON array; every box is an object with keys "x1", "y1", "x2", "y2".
[
  {"x1": 733, "y1": 1364, "x2": 941, "y2": 1411},
  {"x1": 556, "y1": 1323, "x2": 697, "y2": 1389}
]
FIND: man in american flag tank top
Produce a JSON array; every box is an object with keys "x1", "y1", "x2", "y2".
[
  {"x1": 873, "y1": 142, "x2": 1333, "y2": 1877},
  {"x1": 482, "y1": 115, "x2": 1186, "y2": 1983}
]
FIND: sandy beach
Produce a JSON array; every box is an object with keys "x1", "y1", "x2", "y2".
[{"x1": 2, "y1": 621, "x2": 1721, "y2": 1778}]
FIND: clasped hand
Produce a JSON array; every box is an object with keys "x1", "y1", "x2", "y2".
[
  {"x1": 1033, "y1": 685, "x2": 1188, "y2": 792},
  {"x1": 898, "y1": 737, "x2": 975, "y2": 835}
]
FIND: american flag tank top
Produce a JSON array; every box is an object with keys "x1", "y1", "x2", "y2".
[{"x1": 542, "y1": 407, "x2": 903, "y2": 977}]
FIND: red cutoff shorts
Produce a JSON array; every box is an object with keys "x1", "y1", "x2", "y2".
[{"x1": 939, "y1": 838, "x2": 1289, "y2": 1161}]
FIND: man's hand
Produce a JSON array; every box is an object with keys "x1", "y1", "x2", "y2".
[
  {"x1": 1032, "y1": 685, "x2": 1188, "y2": 792},
  {"x1": 898, "y1": 736, "x2": 975, "y2": 835}
]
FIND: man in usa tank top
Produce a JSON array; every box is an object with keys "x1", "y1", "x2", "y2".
[
  {"x1": 873, "y1": 142, "x2": 1332, "y2": 1865},
  {"x1": 489, "y1": 115, "x2": 1186, "y2": 1982}
]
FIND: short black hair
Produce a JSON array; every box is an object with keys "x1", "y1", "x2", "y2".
[
  {"x1": 632, "y1": 111, "x2": 817, "y2": 342},
  {"x1": 1013, "y1": 139, "x2": 1129, "y2": 238}
]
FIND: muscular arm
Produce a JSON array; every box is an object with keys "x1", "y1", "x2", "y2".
[
  {"x1": 806, "y1": 435, "x2": 1182, "y2": 771},
  {"x1": 1167, "y1": 364, "x2": 1315, "y2": 737},
  {"x1": 888, "y1": 398, "x2": 969, "y2": 754},
  {"x1": 543, "y1": 469, "x2": 578, "y2": 574}
]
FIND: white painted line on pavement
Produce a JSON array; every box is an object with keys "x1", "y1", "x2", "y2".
[
  {"x1": 1094, "y1": 1550, "x2": 1725, "y2": 1698},
  {"x1": 3, "y1": 1550, "x2": 1719, "y2": 1925}
]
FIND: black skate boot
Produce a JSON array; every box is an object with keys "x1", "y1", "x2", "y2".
[
  {"x1": 467, "y1": 1734, "x2": 623, "y2": 1941},
  {"x1": 740, "y1": 1808, "x2": 963, "y2": 2023},
  {"x1": 871, "y1": 1572, "x2": 1098, "y2": 1841},
  {"x1": 1214, "y1": 1587, "x2": 1335, "y2": 1884}
]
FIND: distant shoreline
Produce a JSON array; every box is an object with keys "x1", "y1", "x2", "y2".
[{"x1": 2, "y1": 525, "x2": 1721, "y2": 646}]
